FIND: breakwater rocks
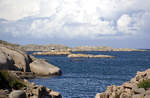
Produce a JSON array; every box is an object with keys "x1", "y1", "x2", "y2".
[
  {"x1": 68, "y1": 54, "x2": 115, "y2": 58},
  {"x1": 95, "y1": 69, "x2": 150, "y2": 98},
  {"x1": 32, "y1": 51, "x2": 71, "y2": 56}
]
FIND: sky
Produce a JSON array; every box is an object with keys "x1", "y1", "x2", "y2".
[{"x1": 0, "y1": 0, "x2": 150, "y2": 48}]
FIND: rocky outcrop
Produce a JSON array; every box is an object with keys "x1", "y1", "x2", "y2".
[
  {"x1": 0, "y1": 46, "x2": 31, "y2": 72},
  {"x1": 9, "y1": 90, "x2": 26, "y2": 98},
  {"x1": 95, "y1": 69, "x2": 150, "y2": 98},
  {"x1": 67, "y1": 53, "x2": 115, "y2": 58},
  {"x1": 0, "y1": 70, "x2": 62, "y2": 98},
  {"x1": 7, "y1": 83, "x2": 62, "y2": 98},
  {"x1": 29, "y1": 59, "x2": 61, "y2": 76},
  {"x1": 23, "y1": 80, "x2": 62, "y2": 98},
  {"x1": 0, "y1": 41, "x2": 62, "y2": 97},
  {"x1": 0, "y1": 45, "x2": 61, "y2": 76},
  {"x1": 32, "y1": 51, "x2": 71, "y2": 56}
]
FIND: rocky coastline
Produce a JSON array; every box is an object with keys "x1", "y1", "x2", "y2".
[
  {"x1": 0, "y1": 70, "x2": 62, "y2": 98},
  {"x1": 10, "y1": 42, "x2": 145, "y2": 52},
  {"x1": 0, "y1": 40, "x2": 62, "y2": 98},
  {"x1": 95, "y1": 69, "x2": 150, "y2": 98},
  {"x1": 0, "y1": 40, "x2": 148, "y2": 98}
]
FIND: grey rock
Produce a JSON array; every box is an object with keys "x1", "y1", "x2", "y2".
[
  {"x1": 0, "y1": 46, "x2": 31, "y2": 72},
  {"x1": 120, "y1": 93, "x2": 132, "y2": 98},
  {"x1": 144, "y1": 95, "x2": 150, "y2": 98},
  {"x1": 9, "y1": 90, "x2": 26, "y2": 98},
  {"x1": 30, "y1": 59, "x2": 61, "y2": 76},
  {"x1": 132, "y1": 94, "x2": 144, "y2": 98},
  {"x1": 134, "y1": 88, "x2": 145, "y2": 94},
  {"x1": 145, "y1": 90, "x2": 150, "y2": 95}
]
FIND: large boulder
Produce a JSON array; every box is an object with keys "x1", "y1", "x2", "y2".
[
  {"x1": 29, "y1": 59, "x2": 61, "y2": 76},
  {"x1": 0, "y1": 51, "x2": 15, "y2": 70},
  {"x1": 0, "y1": 45, "x2": 62, "y2": 76},
  {"x1": 0, "y1": 46, "x2": 31, "y2": 72}
]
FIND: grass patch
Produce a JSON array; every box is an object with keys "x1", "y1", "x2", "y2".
[
  {"x1": 0, "y1": 70, "x2": 26, "y2": 89},
  {"x1": 137, "y1": 79, "x2": 150, "y2": 89}
]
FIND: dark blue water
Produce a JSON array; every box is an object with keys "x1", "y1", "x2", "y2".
[{"x1": 28, "y1": 51, "x2": 150, "y2": 98}]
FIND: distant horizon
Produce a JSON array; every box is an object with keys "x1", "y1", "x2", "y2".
[{"x1": 0, "y1": 0, "x2": 150, "y2": 49}]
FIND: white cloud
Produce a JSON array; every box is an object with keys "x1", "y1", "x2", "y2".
[
  {"x1": 0, "y1": 0, "x2": 150, "y2": 39},
  {"x1": 0, "y1": 0, "x2": 40, "y2": 21},
  {"x1": 117, "y1": 14, "x2": 133, "y2": 34}
]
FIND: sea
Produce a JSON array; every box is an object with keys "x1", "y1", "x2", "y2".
[{"x1": 28, "y1": 51, "x2": 150, "y2": 98}]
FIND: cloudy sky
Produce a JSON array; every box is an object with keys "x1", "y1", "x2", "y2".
[{"x1": 0, "y1": 0, "x2": 150, "y2": 48}]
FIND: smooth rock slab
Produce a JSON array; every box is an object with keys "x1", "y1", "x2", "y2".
[
  {"x1": 9, "y1": 90, "x2": 26, "y2": 98},
  {"x1": 134, "y1": 88, "x2": 145, "y2": 94},
  {"x1": 30, "y1": 59, "x2": 61, "y2": 76},
  {"x1": 144, "y1": 95, "x2": 150, "y2": 98},
  {"x1": 132, "y1": 94, "x2": 144, "y2": 98}
]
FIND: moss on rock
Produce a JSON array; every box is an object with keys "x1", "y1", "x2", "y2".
[
  {"x1": 0, "y1": 70, "x2": 26, "y2": 89},
  {"x1": 137, "y1": 79, "x2": 150, "y2": 89}
]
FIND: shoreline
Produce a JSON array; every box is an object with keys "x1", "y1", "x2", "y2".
[
  {"x1": 95, "y1": 68, "x2": 150, "y2": 98},
  {"x1": 0, "y1": 40, "x2": 62, "y2": 98}
]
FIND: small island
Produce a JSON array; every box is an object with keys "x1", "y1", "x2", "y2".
[
  {"x1": 67, "y1": 53, "x2": 115, "y2": 58},
  {"x1": 32, "y1": 51, "x2": 71, "y2": 56}
]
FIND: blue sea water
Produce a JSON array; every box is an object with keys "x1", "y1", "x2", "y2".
[{"x1": 28, "y1": 51, "x2": 150, "y2": 98}]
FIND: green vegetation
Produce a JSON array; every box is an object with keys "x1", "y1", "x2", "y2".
[
  {"x1": 0, "y1": 40, "x2": 19, "y2": 47},
  {"x1": 0, "y1": 70, "x2": 26, "y2": 89},
  {"x1": 138, "y1": 79, "x2": 150, "y2": 89},
  {"x1": 114, "y1": 93, "x2": 121, "y2": 98},
  {"x1": 115, "y1": 95, "x2": 120, "y2": 98}
]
